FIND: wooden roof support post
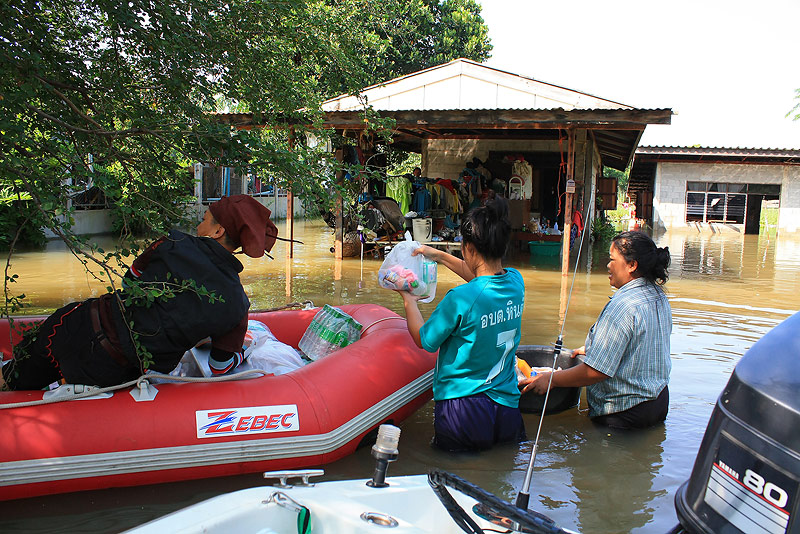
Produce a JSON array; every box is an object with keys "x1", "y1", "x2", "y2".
[
  {"x1": 334, "y1": 148, "x2": 344, "y2": 260},
  {"x1": 561, "y1": 128, "x2": 575, "y2": 277},
  {"x1": 286, "y1": 127, "x2": 295, "y2": 259}
]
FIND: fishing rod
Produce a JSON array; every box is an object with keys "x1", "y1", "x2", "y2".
[{"x1": 515, "y1": 184, "x2": 596, "y2": 510}]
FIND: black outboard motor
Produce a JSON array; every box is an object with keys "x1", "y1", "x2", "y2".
[{"x1": 675, "y1": 311, "x2": 800, "y2": 533}]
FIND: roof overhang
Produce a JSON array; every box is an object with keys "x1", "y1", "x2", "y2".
[
  {"x1": 213, "y1": 108, "x2": 672, "y2": 171},
  {"x1": 325, "y1": 108, "x2": 671, "y2": 171}
]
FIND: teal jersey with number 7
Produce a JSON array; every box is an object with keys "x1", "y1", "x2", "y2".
[{"x1": 420, "y1": 267, "x2": 525, "y2": 408}]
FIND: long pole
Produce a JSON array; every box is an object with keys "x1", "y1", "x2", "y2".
[
  {"x1": 515, "y1": 181, "x2": 596, "y2": 511},
  {"x1": 561, "y1": 128, "x2": 575, "y2": 277}
]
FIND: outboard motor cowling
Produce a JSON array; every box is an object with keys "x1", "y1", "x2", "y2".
[{"x1": 675, "y1": 311, "x2": 800, "y2": 533}]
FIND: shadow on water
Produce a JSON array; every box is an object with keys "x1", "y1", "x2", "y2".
[{"x1": 1, "y1": 222, "x2": 799, "y2": 532}]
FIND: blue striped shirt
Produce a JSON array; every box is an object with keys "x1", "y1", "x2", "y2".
[{"x1": 583, "y1": 277, "x2": 672, "y2": 417}]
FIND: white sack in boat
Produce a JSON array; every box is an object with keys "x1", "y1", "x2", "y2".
[{"x1": 244, "y1": 320, "x2": 306, "y2": 375}]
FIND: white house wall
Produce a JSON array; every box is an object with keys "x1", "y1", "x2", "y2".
[{"x1": 653, "y1": 161, "x2": 800, "y2": 234}]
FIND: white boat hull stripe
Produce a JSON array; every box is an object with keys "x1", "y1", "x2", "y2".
[{"x1": 0, "y1": 370, "x2": 433, "y2": 487}]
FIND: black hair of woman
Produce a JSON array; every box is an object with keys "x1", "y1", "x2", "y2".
[
  {"x1": 611, "y1": 231, "x2": 670, "y2": 285},
  {"x1": 460, "y1": 199, "x2": 511, "y2": 260}
]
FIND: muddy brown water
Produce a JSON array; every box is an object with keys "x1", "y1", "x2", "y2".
[{"x1": 2, "y1": 219, "x2": 798, "y2": 533}]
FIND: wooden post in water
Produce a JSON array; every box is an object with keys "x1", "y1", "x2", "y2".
[
  {"x1": 286, "y1": 126, "x2": 295, "y2": 259},
  {"x1": 285, "y1": 255, "x2": 293, "y2": 300},
  {"x1": 334, "y1": 148, "x2": 344, "y2": 261}
]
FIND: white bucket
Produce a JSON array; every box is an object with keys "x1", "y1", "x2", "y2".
[{"x1": 412, "y1": 218, "x2": 432, "y2": 242}]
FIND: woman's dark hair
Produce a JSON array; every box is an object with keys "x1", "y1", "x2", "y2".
[
  {"x1": 209, "y1": 212, "x2": 239, "y2": 250},
  {"x1": 611, "y1": 231, "x2": 670, "y2": 285},
  {"x1": 460, "y1": 198, "x2": 510, "y2": 260}
]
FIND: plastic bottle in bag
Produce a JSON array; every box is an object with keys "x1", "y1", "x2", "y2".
[
  {"x1": 419, "y1": 258, "x2": 438, "y2": 304},
  {"x1": 298, "y1": 305, "x2": 363, "y2": 361}
]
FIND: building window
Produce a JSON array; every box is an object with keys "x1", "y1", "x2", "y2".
[
  {"x1": 686, "y1": 192, "x2": 705, "y2": 221},
  {"x1": 684, "y1": 182, "x2": 779, "y2": 224}
]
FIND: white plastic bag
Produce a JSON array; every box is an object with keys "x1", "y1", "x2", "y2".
[
  {"x1": 244, "y1": 320, "x2": 306, "y2": 375},
  {"x1": 378, "y1": 231, "x2": 437, "y2": 303}
]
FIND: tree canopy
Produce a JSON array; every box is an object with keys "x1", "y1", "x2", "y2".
[{"x1": 0, "y1": 0, "x2": 491, "y2": 313}]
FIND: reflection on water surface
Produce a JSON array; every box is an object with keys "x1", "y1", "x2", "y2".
[{"x1": 2, "y1": 220, "x2": 799, "y2": 533}]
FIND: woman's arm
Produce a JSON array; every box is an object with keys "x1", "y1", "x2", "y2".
[
  {"x1": 412, "y1": 245, "x2": 474, "y2": 282},
  {"x1": 519, "y1": 362, "x2": 608, "y2": 395},
  {"x1": 400, "y1": 290, "x2": 424, "y2": 348}
]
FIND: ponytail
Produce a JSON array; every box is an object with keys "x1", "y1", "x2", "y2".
[{"x1": 460, "y1": 199, "x2": 511, "y2": 260}]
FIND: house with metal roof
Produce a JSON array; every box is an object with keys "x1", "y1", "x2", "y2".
[
  {"x1": 630, "y1": 146, "x2": 800, "y2": 235},
  {"x1": 320, "y1": 58, "x2": 671, "y2": 263},
  {"x1": 216, "y1": 58, "x2": 671, "y2": 265}
]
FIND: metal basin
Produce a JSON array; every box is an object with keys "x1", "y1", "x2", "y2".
[{"x1": 516, "y1": 345, "x2": 581, "y2": 415}]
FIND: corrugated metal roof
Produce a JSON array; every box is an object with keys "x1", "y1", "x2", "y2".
[
  {"x1": 637, "y1": 146, "x2": 800, "y2": 156},
  {"x1": 323, "y1": 107, "x2": 670, "y2": 114}
]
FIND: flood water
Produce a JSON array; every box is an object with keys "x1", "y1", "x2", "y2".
[{"x1": 2, "y1": 219, "x2": 799, "y2": 533}]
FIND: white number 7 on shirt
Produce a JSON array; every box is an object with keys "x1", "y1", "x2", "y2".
[{"x1": 485, "y1": 329, "x2": 517, "y2": 384}]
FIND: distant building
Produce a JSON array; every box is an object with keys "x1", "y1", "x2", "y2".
[{"x1": 631, "y1": 147, "x2": 800, "y2": 235}]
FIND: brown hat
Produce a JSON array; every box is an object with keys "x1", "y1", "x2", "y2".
[{"x1": 208, "y1": 195, "x2": 278, "y2": 258}]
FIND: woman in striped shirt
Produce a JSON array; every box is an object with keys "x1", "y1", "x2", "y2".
[{"x1": 520, "y1": 231, "x2": 672, "y2": 429}]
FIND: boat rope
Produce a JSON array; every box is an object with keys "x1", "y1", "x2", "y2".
[
  {"x1": 0, "y1": 369, "x2": 270, "y2": 410},
  {"x1": 360, "y1": 316, "x2": 406, "y2": 336},
  {"x1": 516, "y1": 182, "x2": 596, "y2": 511}
]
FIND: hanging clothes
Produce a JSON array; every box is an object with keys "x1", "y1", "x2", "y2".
[
  {"x1": 411, "y1": 187, "x2": 432, "y2": 215},
  {"x1": 386, "y1": 176, "x2": 412, "y2": 215}
]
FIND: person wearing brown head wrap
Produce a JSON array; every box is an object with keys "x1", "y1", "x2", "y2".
[
  {"x1": 207, "y1": 195, "x2": 278, "y2": 258},
  {"x1": 1, "y1": 195, "x2": 282, "y2": 391}
]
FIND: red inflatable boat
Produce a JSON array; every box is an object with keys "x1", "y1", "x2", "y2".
[{"x1": 0, "y1": 304, "x2": 435, "y2": 501}]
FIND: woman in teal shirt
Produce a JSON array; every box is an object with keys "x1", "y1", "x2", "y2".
[{"x1": 398, "y1": 200, "x2": 526, "y2": 451}]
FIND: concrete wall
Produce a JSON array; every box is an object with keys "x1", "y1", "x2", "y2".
[
  {"x1": 43, "y1": 209, "x2": 115, "y2": 239},
  {"x1": 46, "y1": 196, "x2": 307, "y2": 239},
  {"x1": 653, "y1": 161, "x2": 800, "y2": 234}
]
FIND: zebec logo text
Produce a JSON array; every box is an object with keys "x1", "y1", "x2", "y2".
[{"x1": 196, "y1": 404, "x2": 299, "y2": 439}]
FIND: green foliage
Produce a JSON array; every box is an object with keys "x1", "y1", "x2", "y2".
[
  {"x1": 367, "y1": 0, "x2": 493, "y2": 85},
  {"x1": 603, "y1": 167, "x2": 629, "y2": 202},
  {"x1": 789, "y1": 88, "x2": 800, "y2": 121},
  {"x1": 761, "y1": 207, "x2": 779, "y2": 229},
  {"x1": 604, "y1": 204, "x2": 633, "y2": 230},
  {"x1": 0, "y1": 199, "x2": 48, "y2": 250},
  {"x1": 0, "y1": 0, "x2": 492, "y2": 366},
  {"x1": 591, "y1": 218, "x2": 617, "y2": 245},
  {"x1": 121, "y1": 275, "x2": 225, "y2": 369},
  {"x1": 387, "y1": 150, "x2": 422, "y2": 178}
]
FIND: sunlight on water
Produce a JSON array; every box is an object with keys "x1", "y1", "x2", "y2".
[{"x1": 2, "y1": 221, "x2": 799, "y2": 533}]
